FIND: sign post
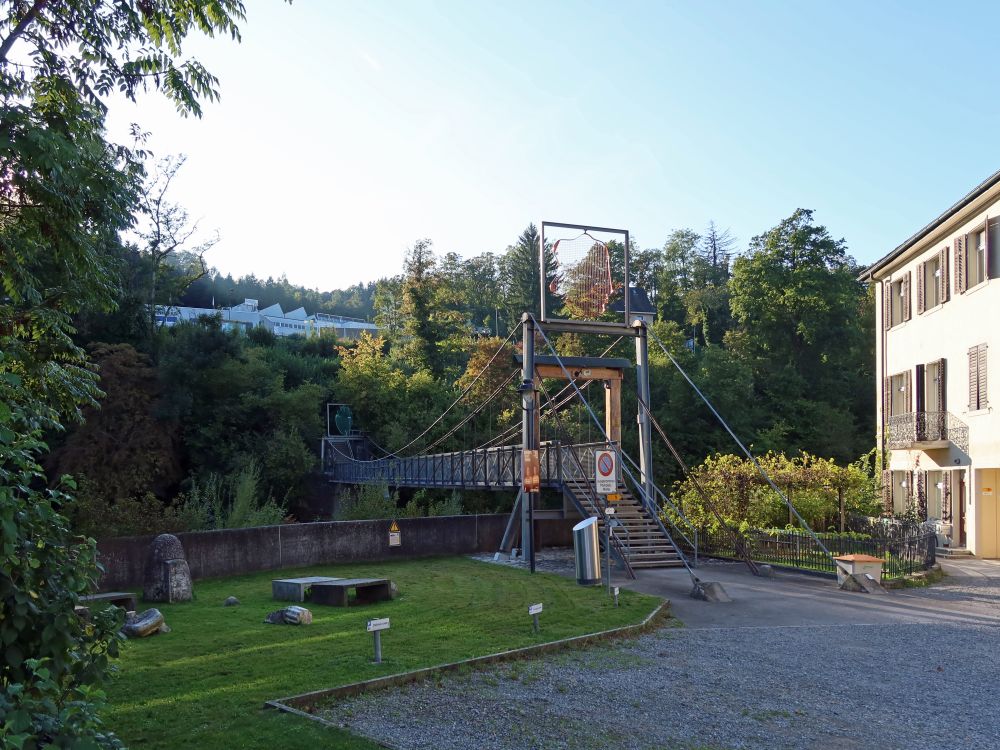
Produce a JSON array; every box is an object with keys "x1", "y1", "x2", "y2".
[
  {"x1": 605, "y1": 506, "x2": 614, "y2": 594},
  {"x1": 367, "y1": 618, "x2": 390, "y2": 663},
  {"x1": 528, "y1": 603, "x2": 543, "y2": 633}
]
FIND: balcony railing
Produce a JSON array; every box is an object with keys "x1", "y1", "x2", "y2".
[{"x1": 886, "y1": 411, "x2": 969, "y2": 453}]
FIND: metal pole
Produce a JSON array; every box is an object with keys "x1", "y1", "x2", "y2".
[
  {"x1": 538, "y1": 225, "x2": 547, "y2": 322},
  {"x1": 373, "y1": 630, "x2": 382, "y2": 664},
  {"x1": 634, "y1": 321, "x2": 654, "y2": 503},
  {"x1": 606, "y1": 512, "x2": 612, "y2": 595},
  {"x1": 521, "y1": 314, "x2": 538, "y2": 572},
  {"x1": 532, "y1": 613, "x2": 539, "y2": 633},
  {"x1": 623, "y1": 230, "x2": 631, "y2": 326}
]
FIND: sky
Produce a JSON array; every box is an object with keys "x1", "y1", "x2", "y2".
[{"x1": 105, "y1": 0, "x2": 1000, "y2": 292}]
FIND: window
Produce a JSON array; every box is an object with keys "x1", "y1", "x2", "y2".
[
  {"x1": 926, "y1": 470, "x2": 944, "y2": 520},
  {"x1": 955, "y1": 219, "x2": 1000, "y2": 293},
  {"x1": 917, "y1": 249, "x2": 948, "y2": 313},
  {"x1": 884, "y1": 370, "x2": 911, "y2": 417},
  {"x1": 891, "y1": 471, "x2": 912, "y2": 515},
  {"x1": 968, "y1": 343, "x2": 988, "y2": 411},
  {"x1": 883, "y1": 272, "x2": 911, "y2": 329}
]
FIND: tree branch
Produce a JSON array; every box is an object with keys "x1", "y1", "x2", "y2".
[{"x1": 0, "y1": 0, "x2": 49, "y2": 64}]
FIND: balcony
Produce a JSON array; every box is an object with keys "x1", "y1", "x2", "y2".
[{"x1": 886, "y1": 411, "x2": 969, "y2": 453}]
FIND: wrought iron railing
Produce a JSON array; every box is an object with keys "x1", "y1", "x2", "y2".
[
  {"x1": 699, "y1": 527, "x2": 936, "y2": 580},
  {"x1": 886, "y1": 411, "x2": 969, "y2": 453}
]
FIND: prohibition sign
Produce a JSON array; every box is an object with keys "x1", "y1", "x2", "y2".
[{"x1": 597, "y1": 453, "x2": 614, "y2": 477}]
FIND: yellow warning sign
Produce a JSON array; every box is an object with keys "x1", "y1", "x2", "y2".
[
  {"x1": 389, "y1": 519, "x2": 401, "y2": 547},
  {"x1": 389, "y1": 520, "x2": 400, "y2": 532},
  {"x1": 607, "y1": 493, "x2": 622, "y2": 503}
]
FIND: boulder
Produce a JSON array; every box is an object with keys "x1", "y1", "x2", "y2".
[
  {"x1": 122, "y1": 608, "x2": 165, "y2": 638},
  {"x1": 223, "y1": 596, "x2": 241, "y2": 607},
  {"x1": 143, "y1": 534, "x2": 193, "y2": 603}
]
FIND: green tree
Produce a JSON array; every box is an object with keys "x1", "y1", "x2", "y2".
[
  {"x1": 1, "y1": 2, "x2": 247, "y2": 743},
  {"x1": 727, "y1": 209, "x2": 872, "y2": 461},
  {"x1": 501, "y1": 224, "x2": 559, "y2": 322}
]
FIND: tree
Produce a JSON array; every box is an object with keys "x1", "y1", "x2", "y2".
[
  {"x1": 501, "y1": 224, "x2": 559, "y2": 322},
  {"x1": 1, "y1": 1, "x2": 248, "y2": 744},
  {"x1": 139, "y1": 155, "x2": 218, "y2": 337},
  {"x1": 400, "y1": 239, "x2": 441, "y2": 372},
  {"x1": 727, "y1": 209, "x2": 872, "y2": 461}
]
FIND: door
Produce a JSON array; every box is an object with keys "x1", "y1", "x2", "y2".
[
  {"x1": 979, "y1": 469, "x2": 1000, "y2": 558},
  {"x1": 959, "y1": 476, "x2": 967, "y2": 548}
]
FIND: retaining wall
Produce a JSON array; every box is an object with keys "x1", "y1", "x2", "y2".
[{"x1": 97, "y1": 514, "x2": 574, "y2": 590}]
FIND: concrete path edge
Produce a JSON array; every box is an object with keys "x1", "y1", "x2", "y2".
[{"x1": 264, "y1": 599, "x2": 671, "y2": 721}]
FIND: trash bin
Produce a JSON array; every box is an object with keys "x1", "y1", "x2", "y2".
[{"x1": 573, "y1": 516, "x2": 602, "y2": 586}]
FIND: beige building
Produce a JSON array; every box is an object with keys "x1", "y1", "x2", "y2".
[{"x1": 862, "y1": 171, "x2": 1000, "y2": 557}]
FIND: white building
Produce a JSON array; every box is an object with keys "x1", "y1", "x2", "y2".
[
  {"x1": 154, "y1": 298, "x2": 378, "y2": 340},
  {"x1": 861, "y1": 170, "x2": 1000, "y2": 556}
]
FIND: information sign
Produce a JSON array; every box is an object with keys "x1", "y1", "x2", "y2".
[
  {"x1": 528, "y1": 603, "x2": 543, "y2": 615},
  {"x1": 367, "y1": 618, "x2": 390, "y2": 632},
  {"x1": 388, "y1": 520, "x2": 401, "y2": 547},
  {"x1": 595, "y1": 449, "x2": 617, "y2": 494}
]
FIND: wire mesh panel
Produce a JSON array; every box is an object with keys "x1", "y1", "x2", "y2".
[{"x1": 540, "y1": 222, "x2": 631, "y2": 325}]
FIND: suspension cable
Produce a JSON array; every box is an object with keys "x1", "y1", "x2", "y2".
[{"x1": 646, "y1": 326, "x2": 835, "y2": 561}]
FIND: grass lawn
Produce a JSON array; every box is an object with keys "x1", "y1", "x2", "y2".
[{"x1": 104, "y1": 556, "x2": 660, "y2": 749}]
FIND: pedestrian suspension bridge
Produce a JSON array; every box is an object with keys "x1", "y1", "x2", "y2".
[{"x1": 322, "y1": 221, "x2": 833, "y2": 587}]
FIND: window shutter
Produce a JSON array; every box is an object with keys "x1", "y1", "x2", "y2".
[
  {"x1": 969, "y1": 346, "x2": 979, "y2": 410},
  {"x1": 882, "y1": 281, "x2": 892, "y2": 330},
  {"x1": 916, "y1": 471, "x2": 927, "y2": 519},
  {"x1": 935, "y1": 358, "x2": 947, "y2": 413},
  {"x1": 978, "y1": 344, "x2": 988, "y2": 409},
  {"x1": 916, "y1": 261, "x2": 925, "y2": 314},
  {"x1": 904, "y1": 369, "x2": 912, "y2": 413},
  {"x1": 955, "y1": 236, "x2": 966, "y2": 294},
  {"x1": 942, "y1": 471, "x2": 952, "y2": 522},
  {"x1": 986, "y1": 215, "x2": 991, "y2": 280},
  {"x1": 939, "y1": 246, "x2": 950, "y2": 303},
  {"x1": 881, "y1": 469, "x2": 892, "y2": 513},
  {"x1": 902, "y1": 271, "x2": 911, "y2": 320},
  {"x1": 883, "y1": 375, "x2": 892, "y2": 419}
]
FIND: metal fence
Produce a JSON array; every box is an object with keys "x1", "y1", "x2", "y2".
[{"x1": 699, "y1": 527, "x2": 936, "y2": 580}]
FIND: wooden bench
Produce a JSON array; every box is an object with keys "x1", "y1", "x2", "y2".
[
  {"x1": 311, "y1": 578, "x2": 392, "y2": 607},
  {"x1": 271, "y1": 576, "x2": 342, "y2": 602},
  {"x1": 78, "y1": 591, "x2": 138, "y2": 614}
]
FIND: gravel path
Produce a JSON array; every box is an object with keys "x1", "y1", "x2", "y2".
[{"x1": 321, "y1": 620, "x2": 1000, "y2": 750}]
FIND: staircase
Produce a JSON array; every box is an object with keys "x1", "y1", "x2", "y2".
[{"x1": 562, "y1": 477, "x2": 684, "y2": 569}]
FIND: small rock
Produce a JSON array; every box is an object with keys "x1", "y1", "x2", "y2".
[
  {"x1": 264, "y1": 606, "x2": 312, "y2": 625},
  {"x1": 223, "y1": 596, "x2": 240, "y2": 607},
  {"x1": 122, "y1": 608, "x2": 165, "y2": 638},
  {"x1": 284, "y1": 605, "x2": 313, "y2": 625}
]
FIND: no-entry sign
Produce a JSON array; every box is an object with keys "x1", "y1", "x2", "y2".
[{"x1": 595, "y1": 449, "x2": 617, "y2": 494}]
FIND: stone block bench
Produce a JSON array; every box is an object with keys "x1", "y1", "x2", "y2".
[
  {"x1": 271, "y1": 576, "x2": 342, "y2": 603},
  {"x1": 77, "y1": 592, "x2": 138, "y2": 616},
  {"x1": 311, "y1": 578, "x2": 392, "y2": 607}
]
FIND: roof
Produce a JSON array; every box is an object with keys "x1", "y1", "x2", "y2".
[
  {"x1": 861, "y1": 167, "x2": 1000, "y2": 280},
  {"x1": 608, "y1": 286, "x2": 655, "y2": 314},
  {"x1": 833, "y1": 554, "x2": 885, "y2": 563}
]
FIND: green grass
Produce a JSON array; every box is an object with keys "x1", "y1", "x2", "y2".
[{"x1": 103, "y1": 556, "x2": 660, "y2": 749}]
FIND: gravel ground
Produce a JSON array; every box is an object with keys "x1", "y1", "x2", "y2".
[{"x1": 321, "y1": 619, "x2": 1000, "y2": 750}]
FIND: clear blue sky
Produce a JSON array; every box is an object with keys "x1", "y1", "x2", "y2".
[{"x1": 106, "y1": 1, "x2": 1000, "y2": 291}]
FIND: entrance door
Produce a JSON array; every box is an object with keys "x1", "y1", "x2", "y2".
[
  {"x1": 959, "y1": 476, "x2": 967, "y2": 548},
  {"x1": 979, "y1": 469, "x2": 1000, "y2": 559}
]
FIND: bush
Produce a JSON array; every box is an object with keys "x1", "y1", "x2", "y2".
[
  {"x1": 179, "y1": 460, "x2": 286, "y2": 530},
  {"x1": 335, "y1": 484, "x2": 399, "y2": 521}
]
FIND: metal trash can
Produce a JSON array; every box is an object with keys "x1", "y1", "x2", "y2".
[{"x1": 573, "y1": 516, "x2": 602, "y2": 586}]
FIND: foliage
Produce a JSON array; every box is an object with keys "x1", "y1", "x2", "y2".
[
  {"x1": 1, "y1": 1, "x2": 248, "y2": 743},
  {"x1": 335, "y1": 484, "x2": 400, "y2": 521},
  {"x1": 671, "y1": 450, "x2": 882, "y2": 532},
  {"x1": 179, "y1": 460, "x2": 285, "y2": 530}
]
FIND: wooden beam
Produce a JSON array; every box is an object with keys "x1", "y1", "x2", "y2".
[
  {"x1": 606, "y1": 378, "x2": 621, "y2": 445},
  {"x1": 534, "y1": 364, "x2": 623, "y2": 381}
]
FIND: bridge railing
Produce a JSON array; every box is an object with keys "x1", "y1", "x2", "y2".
[{"x1": 325, "y1": 440, "x2": 567, "y2": 489}]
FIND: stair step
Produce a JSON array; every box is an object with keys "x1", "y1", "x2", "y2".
[{"x1": 936, "y1": 547, "x2": 973, "y2": 557}]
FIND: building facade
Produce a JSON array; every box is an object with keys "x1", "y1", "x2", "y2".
[
  {"x1": 154, "y1": 298, "x2": 378, "y2": 340},
  {"x1": 863, "y1": 171, "x2": 1000, "y2": 556}
]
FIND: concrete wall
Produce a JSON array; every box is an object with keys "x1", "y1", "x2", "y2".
[{"x1": 96, "y1": 515, "x2": 574, "y2": 591}]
